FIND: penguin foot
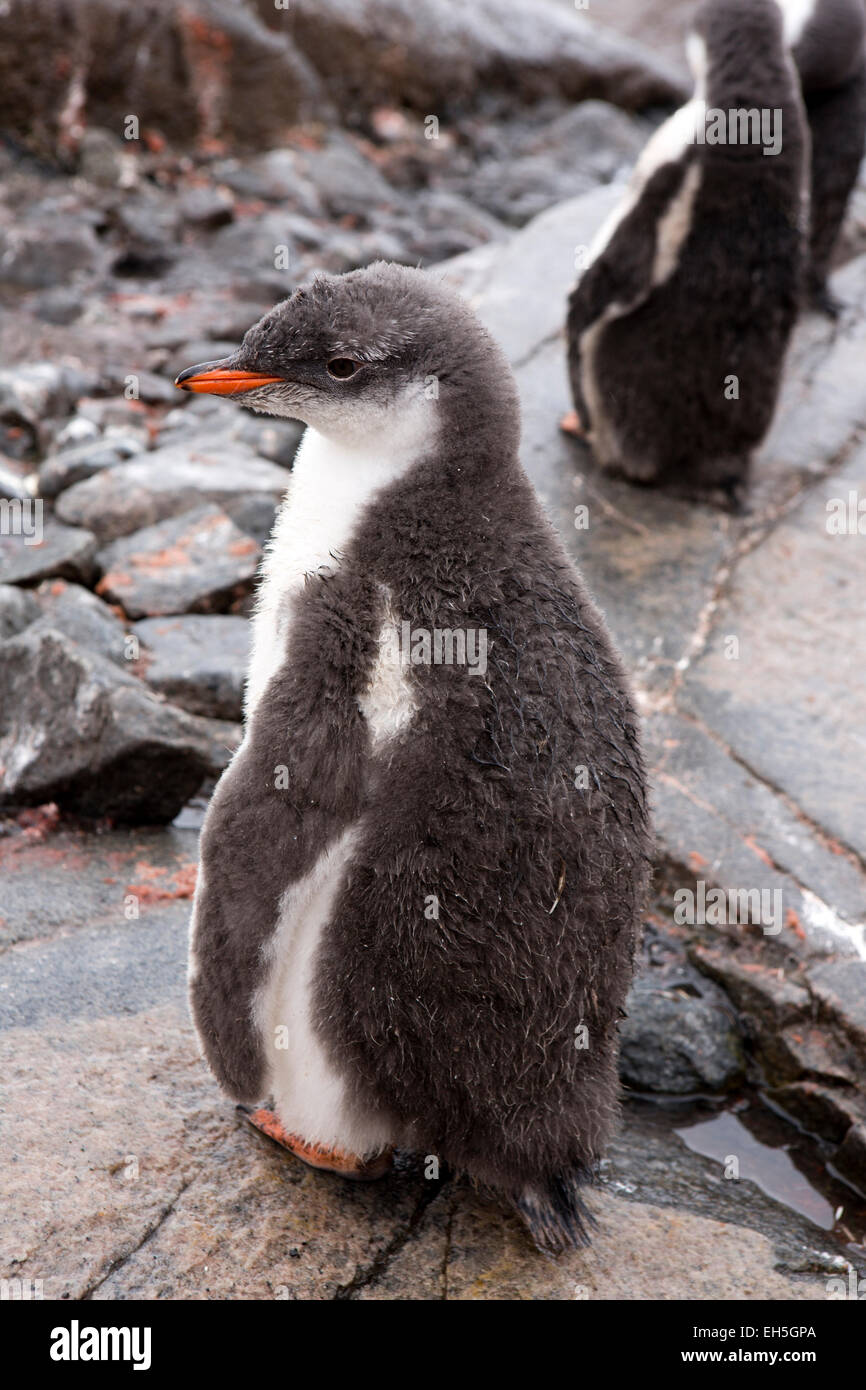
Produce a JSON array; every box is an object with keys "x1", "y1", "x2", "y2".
[
  {"x1": 559, "y1": 409, "x2": 586, "y2": 438},
  {"x1": 241, "y1": 1106, "x2": 394, "y2": 1181}
]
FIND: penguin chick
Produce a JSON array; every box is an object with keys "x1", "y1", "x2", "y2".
[
  {"x1": 776, "y1": 0, "x2": 866, "y2": 313},
  {"x1": 176, "y1": 262, "x2": 651, "y2": 1254},
  {"x1": 566, "y1": 0, "x2": 808, "y2": 506}
]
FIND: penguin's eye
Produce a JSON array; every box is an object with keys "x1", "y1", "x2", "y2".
[{"x1": 326, "y1": 358, "x2": 360, "y2": 380}]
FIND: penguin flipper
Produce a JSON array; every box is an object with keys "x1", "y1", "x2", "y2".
[
  {"x1": 188, "y1": 755, "x2": 305, "y2": 1104},
  {"x1": 804, "y1": 62, "x2": 866, "y2": 303},
  {"x1": 567, "y1": 156, "x2": 696, "y2": 432},
  {"x1": 567, "y1": 156, "x2": 695, "y2": 339}
]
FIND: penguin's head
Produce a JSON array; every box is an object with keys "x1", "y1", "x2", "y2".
[{"x1": 175, "y1": 261, "x2": 515, "y2": 446}]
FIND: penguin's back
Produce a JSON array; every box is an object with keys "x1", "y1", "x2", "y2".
[{"x1": 568, "y1": 0, "x2": 808, "y2": 486}]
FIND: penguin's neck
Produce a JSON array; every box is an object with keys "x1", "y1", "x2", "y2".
[{"x1": 244, "y1": 399, "x2": 435, "y2": 720}]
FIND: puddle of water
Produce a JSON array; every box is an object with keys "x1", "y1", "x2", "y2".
[{"x1": 676, "y1": 1109, "x2": 837, "y2": 1230}]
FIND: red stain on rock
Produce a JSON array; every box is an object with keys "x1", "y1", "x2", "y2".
[
  {"x1": 744, "y1": 836, "x2": 774, "y2": 867},
  {"x1": 786, "y1": 908, "x2": 806, "y2": 940},
  {"x1": 129, "y1": 544, "x2": 191, "y2": 571},
  {"x1": 15, "y1": 803, "x2": 61, "y2": 840},
  {"x1": 124, "y1": 860, "x2": 198, "y2": 903},
  {"x1": 96, "y1": 572, "x2": 132, "y2": 594},
  {"x1": 228, "y1": 537, "x2": 257, "y2": 557},
  {"x1": 688, "y1": 851, "x2": 707, "y2": 871}
]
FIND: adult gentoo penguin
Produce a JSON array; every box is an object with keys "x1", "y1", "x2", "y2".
[
  {"x1": 565, "y1": 0, "x2": 808, "y2": 505},
  {"x1": 176, "y1": 262, "x2": 650, "y2": 1253},
  {"x1": 776, "y1": 0, "x2": 866, "y2": 311}
]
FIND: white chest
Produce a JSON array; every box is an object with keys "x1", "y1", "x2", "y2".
[{"x1": 244, "y1": 406, "x2": 433, "y2": 722}]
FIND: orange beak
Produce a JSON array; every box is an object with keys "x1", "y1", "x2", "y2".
[{"x1": 174, "y1": 365, "x2": 283, "y2": 395}]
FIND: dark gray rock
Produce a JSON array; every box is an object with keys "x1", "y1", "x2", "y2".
[
  {"x1": 95, "y1": 505, "x2": 260, "y2": 618},
  {"x1": 0, "y1": 583, "x2": 40, "y2": 641},
  {"x1": 0, "y1": 220, "x2": 103, "y2": 289},
  {"x1": 0, "y1": 515, "x2": 97, "y2": 586},
  {"x1": 50, "y1": 416, "x2": 102, "y2": 453},
  {"x1": 232, "y1": 413, "x2": 304, "y2": 468},
  {"x1": 156, "y1": 397, "x2": 238, "y2": 444},
  {"x1": 648, "y1": 712, "x2": 866, "y2": 936},
  {"x1": 299, "y1": 135, "x2": 400, "y2": 219},
  {"x1": 178, "y1": 186, "x2": 235, "y2": 230},
  {"x1": 0, "y1": 627, "x2": 239, "y2": 822},
  {"x1": 808, "y1": 961, "x2": 866, "y2": 1053},
  {"x1": 0, "y1": 363, "x2": 95, "y2": 439},
  {"x1": 134, "y1": 614, "x2": 250, "y2": 720},
  {"x1": 221, "y1": 493, "x2": 279, "y2": 548},
  {"x1": 38, "y1": 438, "x2": 141, "y2": 499},
  {"x1": 55, "y1": 440, "x2": 289, "y2": 542},
  {"x1": 834, "y1": 1121, "x2": 866, "y2": 1187},
  {"x1": 208, "y1": 212, "x2": 326, "y2": 288},
  {"x1": 281, "y1": 0, "x2": 687, "y2": 117},
  {"x1": 464, "y1": 101, "x2": 649, "y2": 226},
  {"x1": 211, "y1": 150, "x2": 323, "y2": 215},
  {"x1": 29, "y1": 287, "x2": 85, "y2": 326},
  {"x1": 145, "y1": 299, "x2": 277, "y2": 351},
  {"x1": 391, "y1": 190, "x2": 507, "y2": 262},
  {"x1": 679, "y1": 438, "x2": 866, "y2": 863},
  {"x1": 620, "y1": 965, "x2": 746, "y2": 1095},
  {"x1": 112, "y1": 195, "x2": 181, "y2": 276},
  {"x1": 118, "y1": 370, "x2": 179, "y2": 405},
  {"x1": 30, "y1": 579, "x2": 129, "y2": 667}
]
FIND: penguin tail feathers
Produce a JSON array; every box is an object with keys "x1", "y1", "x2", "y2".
[{"x1": 512, "y1": 1167, "x2": 597, "y2": 1255}]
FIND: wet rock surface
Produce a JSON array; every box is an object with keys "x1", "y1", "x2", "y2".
[{"x1": 1, "y1": 0, "x2": 864, "y2": 1299}]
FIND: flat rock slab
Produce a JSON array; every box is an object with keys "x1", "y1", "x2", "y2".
[
  {"x1": 0, "y1": 995, "x2": 829, "y2": 1301},
  {"x1": 96, "y1": 506, "x2": 260, "y2": 619},
  {"x1": 679, "y1": 439, "x2": 866, "y2": 866},
  {"x1": 55, "y1": 439, "x2": 290, "y2": 543},
  {"x1": 361, "y1": 1186, "x2": 827, "y2": 1301},
  {"x1": 444, "y1": 184, "x2": 624, "y2": 366},
  {"x1": 0, "y1": 515, "x2": 96, "y2": 586},
  {"x1": 134, "y1": 614, "x2": 251, "y2": 720},
  {"x1": 0, "y1": 627, "x2": 239, "y2": 821},
  {"x1": 0, "y1": 828, "x2": 840, "y2": 1300}
]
